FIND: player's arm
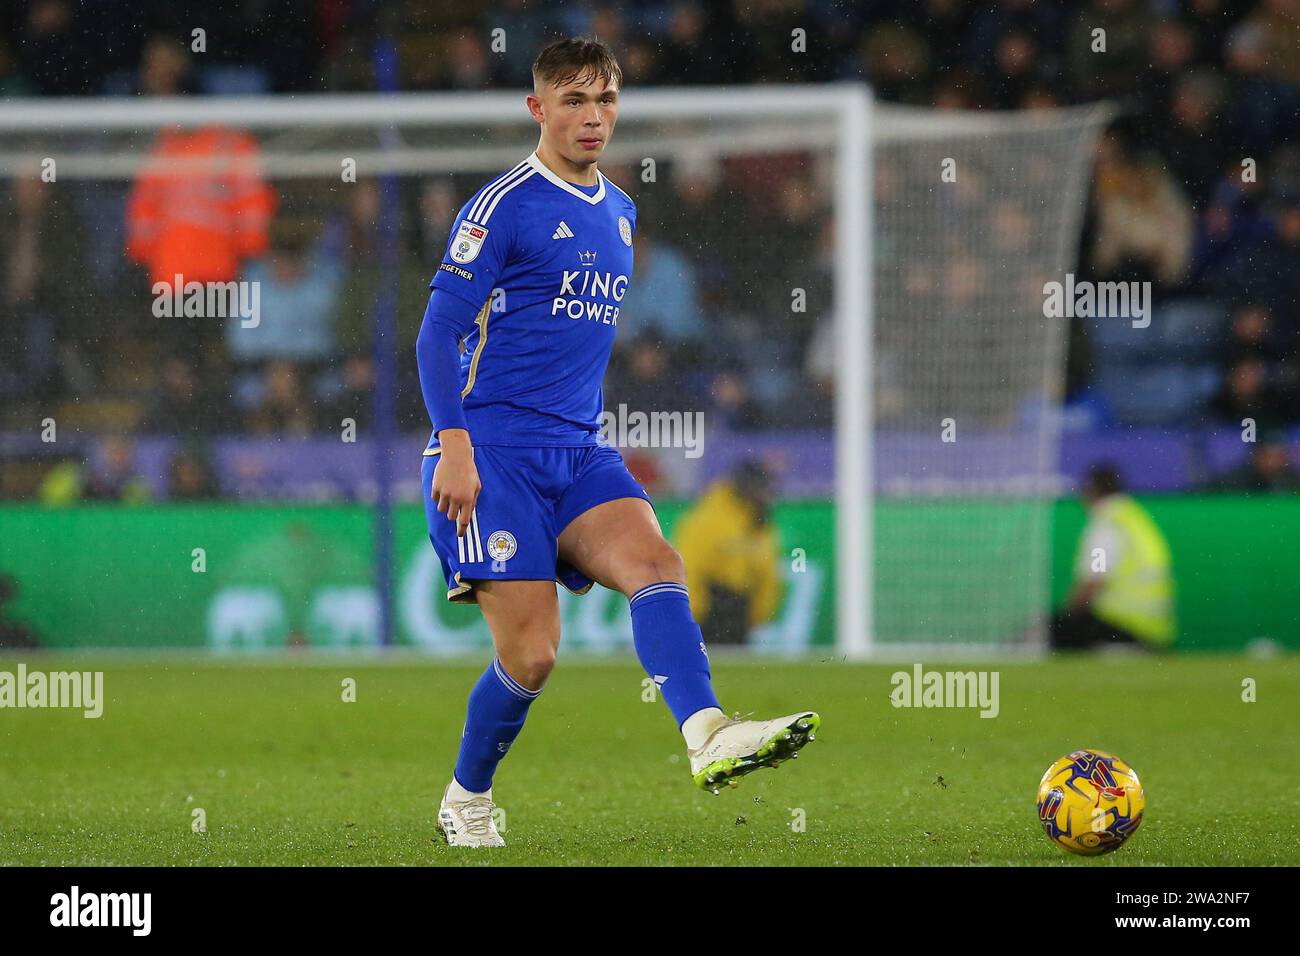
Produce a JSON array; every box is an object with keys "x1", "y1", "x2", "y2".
[
  {"x1": 417, "y1": 290, "x2": 481, "y2": 537},
  {"x1": 419, "y1": 195, "x2": 514, "y2": 536}
]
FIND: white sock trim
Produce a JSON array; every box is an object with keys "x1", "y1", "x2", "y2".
[
  {"x1": 682, "y1": 707, "x2": 728, "y2": 751},
  {"x1": 448, "y1": 776, "x2": 490, "y2": 803}
]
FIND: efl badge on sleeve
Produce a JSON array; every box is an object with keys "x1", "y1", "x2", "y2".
[
  {"x1": 618, "y1": 216, "x2": 632, "y2": 247},
  {"x1": 451, "y1": 221, "x2": 489, "y2": 264}
]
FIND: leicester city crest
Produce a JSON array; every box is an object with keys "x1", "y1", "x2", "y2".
[{"x1": 487, "y1": 530, "x2": 518, "y2": 561}]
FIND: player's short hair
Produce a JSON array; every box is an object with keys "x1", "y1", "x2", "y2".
[{"x1": 532, "y1": 37, "x2": 622, "y2": 92}]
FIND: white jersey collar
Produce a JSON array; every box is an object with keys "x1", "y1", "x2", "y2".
[{"x1": 526, "y1": 150, "x2": 606, "y2": 205}]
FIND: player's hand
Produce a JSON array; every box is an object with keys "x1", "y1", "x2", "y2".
[{"x1": 431, "y1": 430, "x2": 480, "y2": 538}]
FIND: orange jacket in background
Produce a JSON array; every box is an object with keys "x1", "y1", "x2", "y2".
[{"x1": 126, "y1": 126, "x2": 276, "y2": 286}]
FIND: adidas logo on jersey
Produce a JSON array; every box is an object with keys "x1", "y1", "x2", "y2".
[{"x1": 552, "y1": 221, "x2": 574, "y2": 240}]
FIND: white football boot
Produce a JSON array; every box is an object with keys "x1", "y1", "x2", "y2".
[
  {"x1": 688, "y1": 711, "x2": 821, "y2": 793},
  {"x1": 436, "y1": 783, "x2": 505, "y2": 848}
]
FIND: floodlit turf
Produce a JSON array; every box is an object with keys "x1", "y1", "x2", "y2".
[{"x1": 1, "y1": 654, "x2": 1297, "y2": 866}]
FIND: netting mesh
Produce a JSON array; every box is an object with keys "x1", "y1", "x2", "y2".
[{"x1": 870, "y1": 104, "x2": 1110, "y2": 648}]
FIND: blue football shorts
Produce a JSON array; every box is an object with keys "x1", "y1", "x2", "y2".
[{"x1": 420, "y1": 442, "x2": 654, "y2": 603}]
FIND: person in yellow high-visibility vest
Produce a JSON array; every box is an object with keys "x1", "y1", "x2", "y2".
[
  {"x1": 675, "y1": 459, "x2": 783, "y2": 646},
  {"x1": 1051, "y1": 464, "x2": 1176, "y2": 651}
]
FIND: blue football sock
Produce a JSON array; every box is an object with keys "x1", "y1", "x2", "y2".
[
  {"x1": 453, "y1": 658, "x2": 541, "y2": 793},
  {"x1": 629, "y1": 582, "x2": 721, "y2": 728}
]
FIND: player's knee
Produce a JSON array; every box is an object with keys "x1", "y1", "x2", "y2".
[
  {"x1": 507, "y1": 643, "x2": 556, "y2": 691},
  {"x1": 621, "y1": 539, "x2": 686, "y2": 595}
]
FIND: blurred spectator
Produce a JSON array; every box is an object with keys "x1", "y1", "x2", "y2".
[
  {"x1": 1091, "y1": 140, "x2": 1194, "y2": 286},
  {"x1": 1209, "y1": 355, "x2": 1293, "y2": 428},
  {"x1": 417, "y1": 180, "x2": 461, "y2": 264},
  {"x1": 18, "y1": 0, "x2": 95, "y2": 95},
  {"x1": 1226, "y1": 302, "x2": 1293, "y2": 364},
  {"x1": 135, "y1": 31, "x2": 193, "y2": 97},
  {"x1": 706, "y1": 367, "x2": 767, "y2": 431},
  {"x1": 488, "y1": 0, "x2": 552, "y2": 85},
  {"x1": 1153, "y1": 71, "x2": 1232, "y2": 207},
  {"x1": 35, "y1": 456, "x2": 84, "y2": 506},
  {"x1": 1223, "y1": 19, "x2": 1300, "y2": 154},
  {"x1": 964, "y1": 0, "x2": 1070, "y2": 73},
  {"x1": 126, "y1": 122, "x2": 276, "y2": 288},
  {"x1": 617, "y1": 221, "x2": 703, "y2": 345},
  {"x1": 1247, "y1": 0, "x2": 1300, "y2": 88},
  {"x1": 657, "y1": 5, "x2": 727, "y2": 85},
  {"x1": 1066, "y1": 0, "x2": 1155, "y2": 99},
  {"x1": 606, "y1": 337, "x2": 682, "y2": 414},
  {"x1": 675, "y1": 458, "x2": 783, "y2": 645},
  {"x1": 168, "y1": 445, "x2": 218, "y2": 500},
  {"x1": 1208, "y1": 433, "x2": 1300, "y2": 492},
  {"x1": 247, "y1": 360, "x2": 314, "y2": 436},
  {"x1": 1222, "y1": 190, "x2": 1300, "y2": 323},
  {"x1": 443, "y1": 32, "x2": 491, "y2": 90},
  {"x1": 5, "y1": 176, "x2": 47, "y2": 307},
  {"x1": 335, "y1": 180, "x2": 430, "y2": 360},
  {"x1": 1191, "y1": 163, "x2": 1271, "y2": 290},
  {"x1": 731, "y1": 0, "x2": 833, "y2": 83},
  {"x1": 1137, "y1": 17, "x2": 1199, "y2": 124},
  {"x1": 143, "y1": 357, "x2": 209, "y2": 434},
  {"x1": 84, "y1": 436, "x2": 150, "y2": 503},
  {"x1": 654, "y1": 153, "x2": 733, "y2": 308},
  {"x1": 227, "y1": 218, "x2": 345, "y2": 364},
  {"x1": 124, "y1": 37, "x2": 276, "y2": 341},
  {"x1": 987, "y1": 28, "x2": 1045, "y2": 108},
  {"x1": 0, "y1": 182, "x2": 54, "y2": 403},
  {"x1": 319, "y1": 355, "x2": 375, "y2": 433},
  {"x1": 859, "y1": 22, "x2": 931, "y2": 103},
  {"x1": 0, "y1": 34, "x2": 34, "y2": 96},
  {"x1": 1052, "y1": 464, "x2": 1175, "y2": 651}
]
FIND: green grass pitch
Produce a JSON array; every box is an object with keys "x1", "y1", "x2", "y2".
[{"x1": 1, "y1": 654, "x2": 1296, "y2": 866}]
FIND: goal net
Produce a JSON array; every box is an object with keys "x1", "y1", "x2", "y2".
[
  {"x1": 866, "y1": 104, "x2": 1111, "y2": 656},
  {"x1": 0, "y1": 89, "x2": 1108, "y2": 657}
]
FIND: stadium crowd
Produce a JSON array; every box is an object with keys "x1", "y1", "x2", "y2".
[{"x1": 1, "y1": 0, "x2": 1299, "y2": 501}]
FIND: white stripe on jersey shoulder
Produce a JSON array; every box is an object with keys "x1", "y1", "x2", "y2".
[
  {"x1": 480, "y1": 167, "x2": 536, "y2": 224},
  {"x1": 525, "y1": 150, "x2": 606, "y2": 205},
  {"x1": 467, "y1": 160, "x2": 534, "y2": 224},
  {"x1": 600, "y1": 172, "x2": 635, "y2": 206}
]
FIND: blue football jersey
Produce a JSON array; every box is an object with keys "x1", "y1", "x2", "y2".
[{"x1": 427, "y1": 151, "x2": 637, "y2": 447}]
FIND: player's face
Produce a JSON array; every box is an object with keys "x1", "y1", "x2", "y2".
[{"x1": 537, "y1": 73, "x2": 618, "y2": 165}]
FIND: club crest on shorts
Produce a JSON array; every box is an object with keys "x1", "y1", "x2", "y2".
[
  {"x1": 487, "y1": 530, "x2": 518, "y2": 561},
  {"x1": 451, "y1": 220, "x2": 489, "y2": 264},
  {"x1": 618, "y1": 215, "x2": 632, "y2": 246}
]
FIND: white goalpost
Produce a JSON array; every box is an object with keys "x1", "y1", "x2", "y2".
[{"x1": 0, "y1": 86, "x2": 1108, "y2": 658}]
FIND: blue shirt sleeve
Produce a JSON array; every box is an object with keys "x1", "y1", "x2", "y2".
[
  {"x1": 428, "y1": 195, "x2": 515, "y2": 310},
  {"x1": 420, "y1": 189, "x2": 517, "y2": 439},
  {"x1": 415, "y1": 290, "x2": 479, "y2": 438}
]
